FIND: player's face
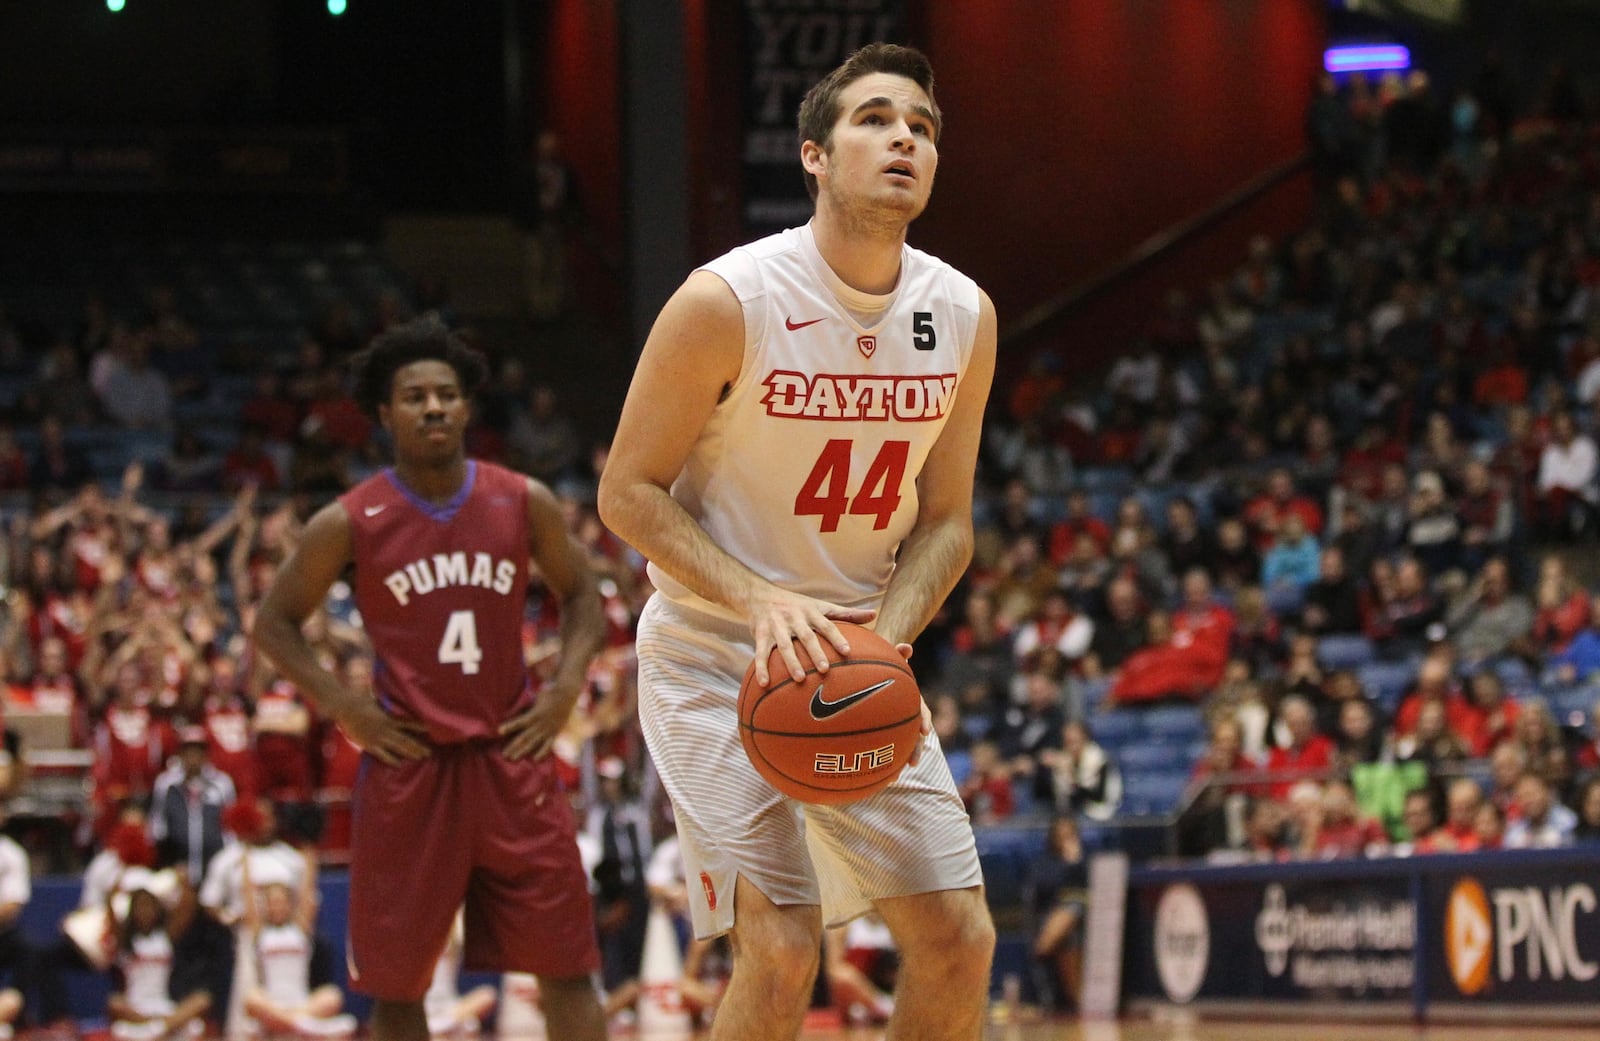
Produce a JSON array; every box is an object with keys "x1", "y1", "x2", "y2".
[
  {"x1": 381, "y1": 360, "x2": 469, "y2": 463},
  {"x1": 805, "y1": 72, "x2": 937, "y2": 221}
]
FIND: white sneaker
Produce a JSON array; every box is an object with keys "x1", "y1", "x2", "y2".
[
  {"x1": 110, "y1": 1022, "x2": 165, "y2": 1041},
  {"x1": 292, "y1": 1013, "x2": 358, "y2": 1039}
]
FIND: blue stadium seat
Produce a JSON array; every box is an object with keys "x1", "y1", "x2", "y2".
[
  {"x1": 1119, "y1": 771, "x2": 1188, "y2": 816},
  {"x1": 1137, "y1": 488, "x2": 1175, "y2": 533},
  {"x1": 0, "y1": 376, "x2": 29, "y2": 409},
  {"x1": 1490, "y1": 657, "x2": 1534, "y2": 692},
  {"x1": 1138, "y1": 705, "x2": 1205, "y2": 744},
  {"x1": 1088, "y1": 490, "x2": 1121, "y2": 525},
  {"x1": 1265, "y1": 582, "x2": 1307, "y2": 616},
  {"x1": 1317, "y1": 634, "x2": 1376, "y2": 671},
  {"x1": 1077, "y1": 821, "x2": 1110, "y2": 851},
  {"x1": 973, "y1": 825, "x2": 1047, "y2": 861},
  {"x1": 1081, "y1": 677, "x2": 1113, "y2": 710},
  {"x1": 1119, "y1": 743, "x2": 1180, "y2": 773},
  {"x1": 1358, "y1": 660, "x2": 1417, "y2": 712},
  {"x1": 1076, "y1": 466, "x2": 1132, "y2": 492},
  {"x1": 1087, "y1": 711, "x2": 1141, "y2": 748},
  {"x1": 1548, "y1": 685, "x2": 1599, "y2": 727}
]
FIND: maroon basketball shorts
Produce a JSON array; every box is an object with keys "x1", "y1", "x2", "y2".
[{"x1": 346, "y1": 742, "x2": 600, "y2": 1000}]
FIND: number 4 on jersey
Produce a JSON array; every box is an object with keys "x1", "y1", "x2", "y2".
[
  {"x1": 795, "y1": 439, "x2": 910, "y2": 532},
  {"x1": 438, "y1": 610, "x2": 483, "y2": 675}
]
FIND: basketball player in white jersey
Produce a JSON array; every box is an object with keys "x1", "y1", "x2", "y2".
[{"x1": 599, "y1": 42, "x2": 995, "y2": 1041}]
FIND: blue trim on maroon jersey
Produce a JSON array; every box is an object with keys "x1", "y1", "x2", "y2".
[
  {"x1": 382, "y1": 460, "x2": 477, "y2": 523},
  {"x1": 370, "y1": 657, "x2": 397, "y2": 714}
]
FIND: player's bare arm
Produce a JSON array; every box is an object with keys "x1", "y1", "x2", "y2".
[
  {"x1": 498, "y1": 478, "x2": 606, "y2": 760},
  {"x1": 598, "y1": 270, "x2": 873, "y2": 686},
  {"x1": 875, "y1": 288, "x2": 995, "y2": 644},
  {"x1": 876, "y1": 289, "x2": 996, "y2": 757},
  {"x1": 252, "y1": 503, "x2": 430, "y2": 766}
]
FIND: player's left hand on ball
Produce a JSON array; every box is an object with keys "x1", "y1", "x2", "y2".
[
  {"x1": 746, "y1": 585, "x2": 875, "y2": 686},
  {"x1": 499, "y1": 701, "x2": 566, "y2": 760}
]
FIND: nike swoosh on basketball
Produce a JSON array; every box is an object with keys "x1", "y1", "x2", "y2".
[
  {"x1": 810, "y1": 678, "x2": 896, "y2": 720},
  {"x1": 364, "y1": 505, "x2": 386, "y2": 517},
  {"x1": 785, "y1": 315, "x2": 827, "y2": 331}
]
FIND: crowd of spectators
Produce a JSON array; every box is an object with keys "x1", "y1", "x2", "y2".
[
  {"x1": 0, "y1": 55, "x2": 1595, "y2": 1027},
  {"x1": 912, "y1": 64, "x2": 1600, "y2": 868}
]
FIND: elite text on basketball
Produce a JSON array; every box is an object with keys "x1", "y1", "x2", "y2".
[{"x1": 814, "y1": 743, "x2": 897, "y2": 775}]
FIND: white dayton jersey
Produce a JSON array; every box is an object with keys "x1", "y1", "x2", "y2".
[{"x1": 649, "y1": 221, "x2": 980, "y2": 622}]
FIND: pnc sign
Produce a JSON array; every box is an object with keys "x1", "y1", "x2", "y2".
[{"x1": 1444, "y1": 876, "x2": 1600, "y2": 997}]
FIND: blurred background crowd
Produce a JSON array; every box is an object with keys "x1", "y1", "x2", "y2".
[{"x1": 3, "y1": 1, "x2": 1600, "y2": 1029}]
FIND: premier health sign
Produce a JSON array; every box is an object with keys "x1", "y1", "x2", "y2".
[
  {"x1": 1127, "y1": 850, "x2": 1600, "y2": 1017},
  {"x1": 1139, "y1": 877, "x2": 1415, "y2": 1003}
]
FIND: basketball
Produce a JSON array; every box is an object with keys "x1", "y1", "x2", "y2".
[{"x1": 738, "y1": 622, "x2": 923, "y2": 806}]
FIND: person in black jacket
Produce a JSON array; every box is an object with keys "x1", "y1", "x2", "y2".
[
  {"x1": 1300, "y1": 545, "x2": 1362, "y2": 635},
  {"x1": 1025, "y1": 816, "x2": 1088, "y2": 1013}
]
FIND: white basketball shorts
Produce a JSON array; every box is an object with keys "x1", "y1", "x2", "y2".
[{"x1": 635, "y1": 594, "x2": 984, "y2": 939}]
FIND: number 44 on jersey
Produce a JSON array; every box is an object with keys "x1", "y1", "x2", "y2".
[{"x1": 795, "y1": 439, "x2": 910, "y2": 532}]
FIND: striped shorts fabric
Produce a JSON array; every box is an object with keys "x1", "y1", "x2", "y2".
[{"x1": 635, "y1": 594, "x2": 984, "y2": 939}]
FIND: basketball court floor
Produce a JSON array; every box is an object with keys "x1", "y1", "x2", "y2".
[{"x1": 778, "y1": 1013, "x2": 1600, "y2": 1040}]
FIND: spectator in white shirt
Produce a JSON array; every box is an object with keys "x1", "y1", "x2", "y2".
[
  {"x1": 1013, "y1": 591, "x2": 1094, "y2": 668},
  {"x1": 1105, "y1": 341, "x2": 1162, "y2": 405},
  {"x1": 198, "y1": 800, "x2": 308, "y2": 928},
  {"x1": 96, "y1": 338, "x2": 173, "y2": 433},
  {"x1": 200, "y1": 799, "x2": 311, "y2": 1038},
  {"x1": 1535, "y1": 411, "x2": 1598, "y2": 540},
  {"x1": 0, "y1": 813, "x2": 28, "y2": 1038},
  {"x1": 1504, "y1": 774, "x2": 1577, "y2": 849}
]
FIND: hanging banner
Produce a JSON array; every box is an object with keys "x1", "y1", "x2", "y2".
[
  {"x1": 741, "y1": 0, "x2": 905, "y2": 236},
  {"x1": 0, "y1": 128, "x2": 347, "y2": 193}
]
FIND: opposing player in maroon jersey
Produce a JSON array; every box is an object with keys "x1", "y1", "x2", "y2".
[{"x1": 253, "y1": 317, "x2": 607, "y2": 1041}]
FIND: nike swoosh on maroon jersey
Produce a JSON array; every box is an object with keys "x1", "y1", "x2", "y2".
[{"x1": 785, "y1": 316, "x2": 827, "y2": 331}]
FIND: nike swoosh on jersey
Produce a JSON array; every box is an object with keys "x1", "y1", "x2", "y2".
[
  {"x1": 364, "y1": 505, "x2": 386, "y2": 516},
  {"x1": 809, "y1": 677, "x2": 896, "y2": 720},
  {"x1": 785, "y1": 315, "x2": 827, "y2": 331}
]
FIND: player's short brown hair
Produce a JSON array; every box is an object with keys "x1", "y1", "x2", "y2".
[
  {"x1": 796, "y1": 42, "x2": 941, "y2": 202},
  {"x1": 350, "y1": 314, "x2": 489, "y2": 419}
]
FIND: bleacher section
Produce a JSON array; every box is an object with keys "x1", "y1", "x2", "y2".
[{"x1": 2, "y1": 237, "x2": 413, "y2": 482}]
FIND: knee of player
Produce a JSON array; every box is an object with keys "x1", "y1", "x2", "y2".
[
  {"x1": 905, "y1": 901, "x2": 996, "y2": 975},
  {"x1": 532, "y1": 973, "x2": 601, "y2": 1014},
  {"x1": 734, "y1": 924, "x2": 821, "y2": 991}
]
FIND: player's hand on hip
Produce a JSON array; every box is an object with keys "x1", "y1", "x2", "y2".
[
  {"x1": 341, "y1": 699, "x2": 431, "y2": 766},
  {"x1": 498, "y1": 698, "x2": 567, "y2": 761},
  {"x1": 747, "y1": 587, "x2": 875, "y2": 686}
]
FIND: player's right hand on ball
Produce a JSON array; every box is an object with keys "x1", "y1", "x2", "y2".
[
  {"x1": 747, "y1": 587, "x2": 875, "y2": 686},
  {"x1": 339, "y1": 698, "x2": 431, "y2": 765}
]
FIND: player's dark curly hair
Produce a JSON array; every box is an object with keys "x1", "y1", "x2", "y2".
[
  {"x1": 349, "y1": 315, "x2": 489, "y2": 420},
  {"x1": 796, "y1": 42, "x2": 941, "y2": 202}
]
